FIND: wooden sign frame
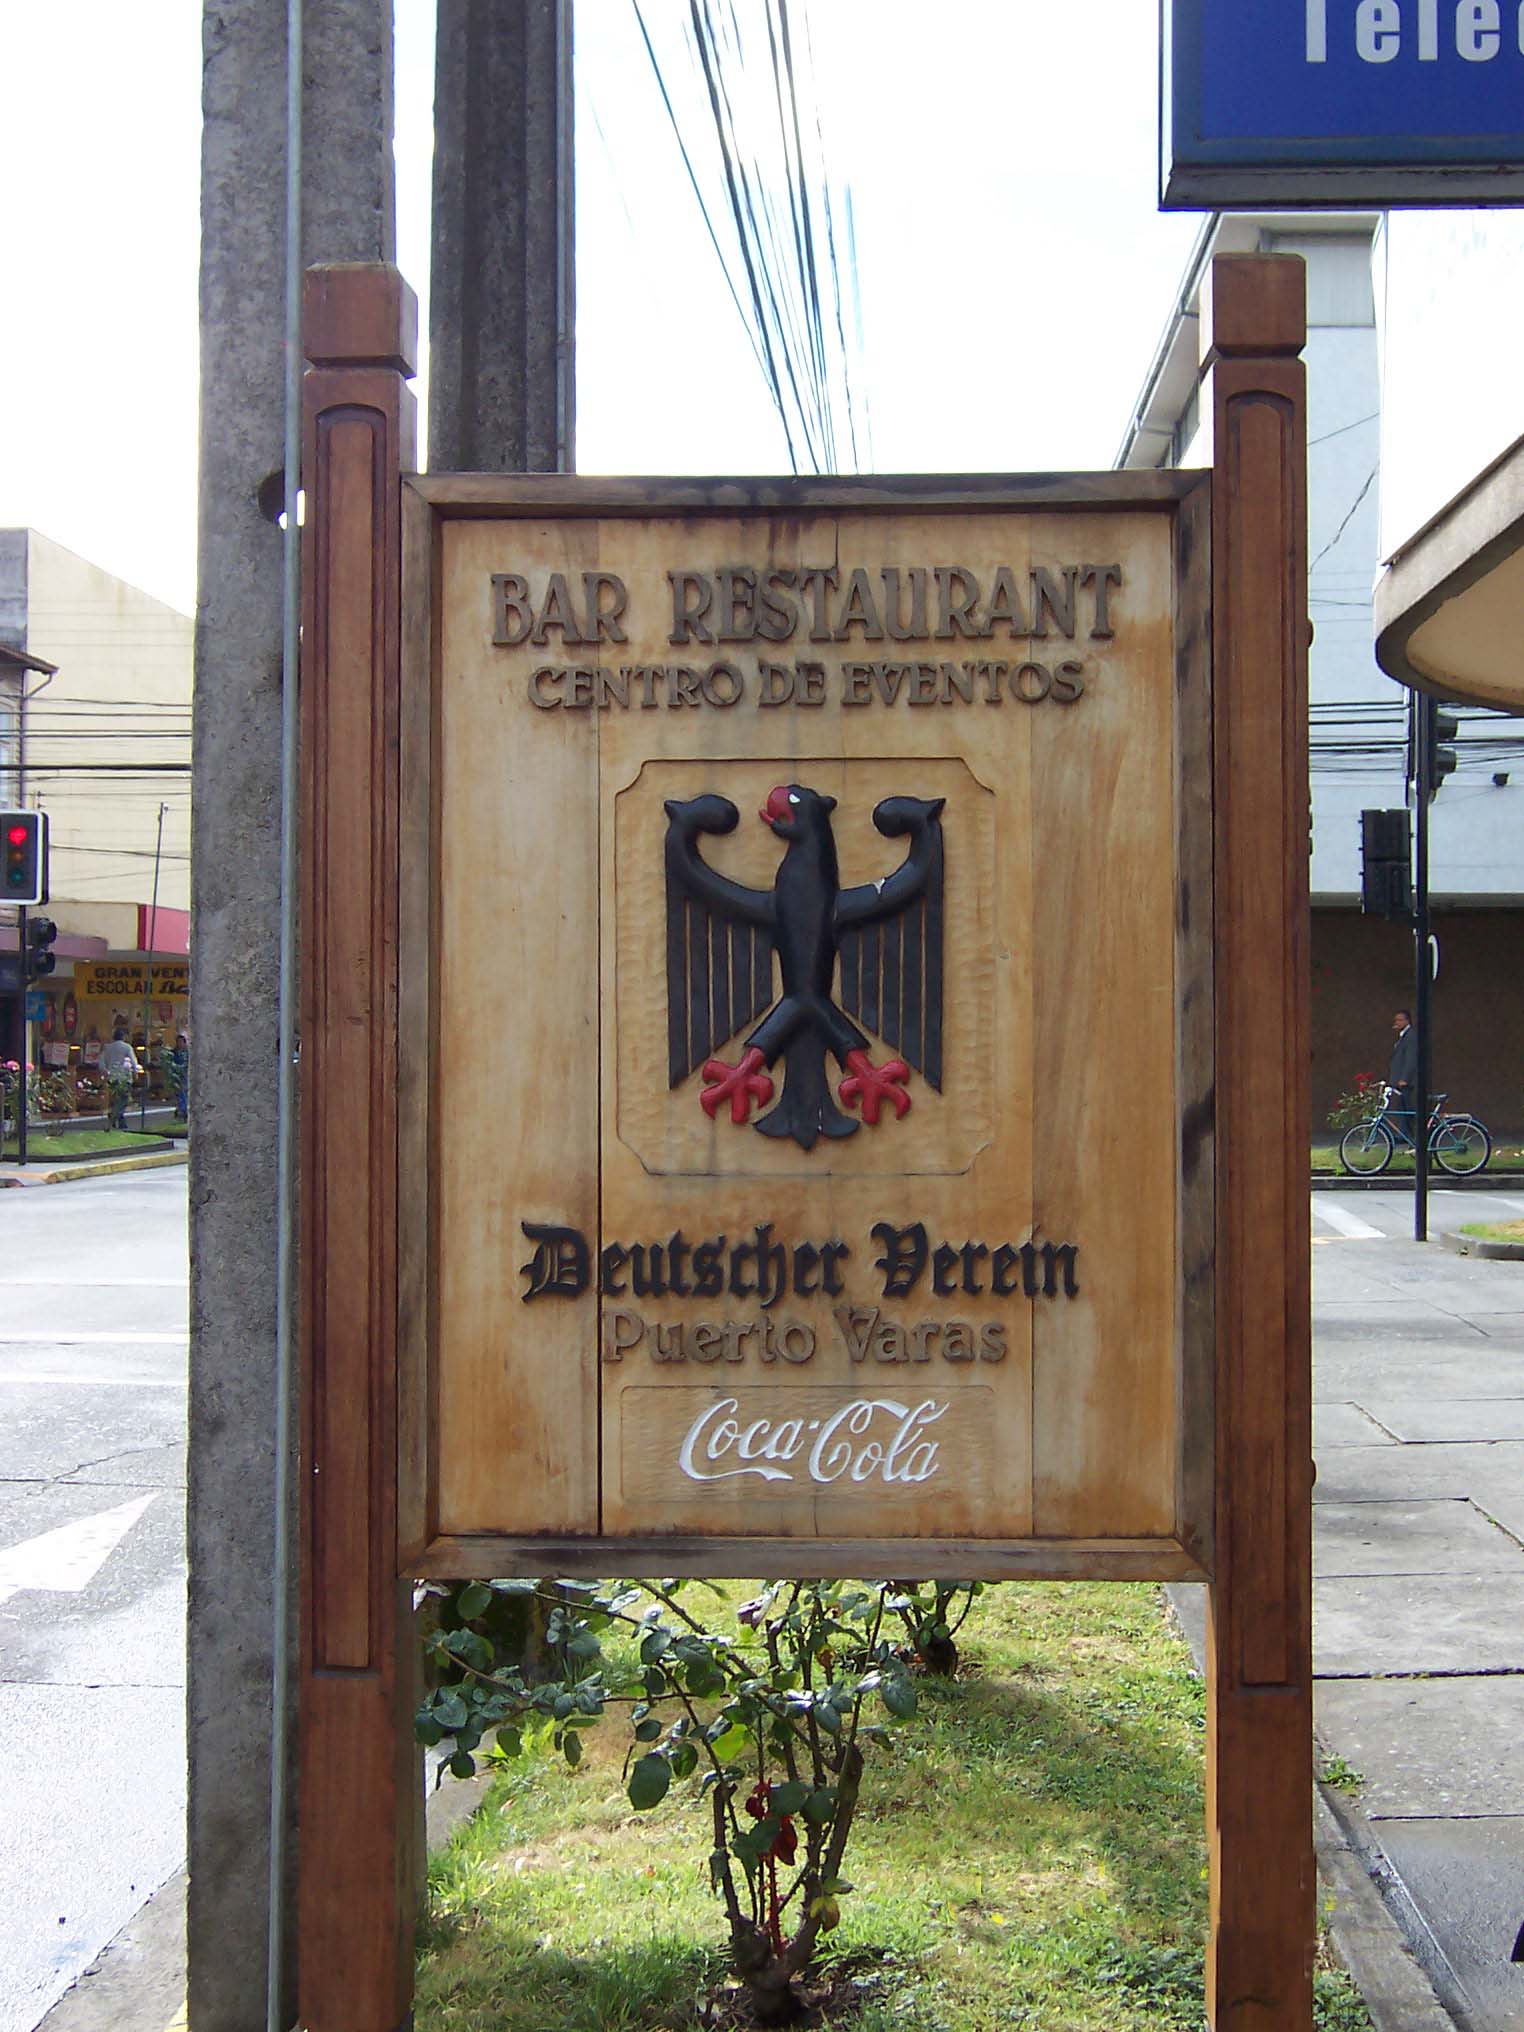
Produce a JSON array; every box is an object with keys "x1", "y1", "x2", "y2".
[
  {"x1": 295, "y1": 254, "x2": 1314, "y2": 2031},
  {"x1": 396, "y1": 464, "x2": 1215, "y2": 1588}
]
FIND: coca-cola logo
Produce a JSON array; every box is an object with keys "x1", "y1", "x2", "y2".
[{"x1": 678, "y1": 1395, "x2": 945, "y2": 1488}]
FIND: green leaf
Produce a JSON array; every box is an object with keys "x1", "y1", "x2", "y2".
[
  {"x1": 435, "y1": 1691, "x2": 469, "y2": 1732},
  {"x1": 457, "y1": 1580, "x2": 493, "y2": 1621},
  {"x1": 708, "y1": 1722, "x2": 751, "y2": 1765},
  {"x1": 448, "y1": 1750, "x2": 476, "y2": 1779},
  {"x1": 634, "y1": 1716, "x2": 663, "y2": 1743},
  {"x1": 566, "y1": 1630, "x2": 602, "y2": 1661},
  {"x1": 770, "y1": 1780, "x2": 809, "y2": 1815},
  {"x1": 628, "y1": 1753, "x2": 671, "y2": 1810},
  {"x1": 414, "y1": 1717, "x2": 444, "y2": 1747},
  {"x1": 562, "y1": 1729, "x2": 583, "y2": 1767},
  {"x1": 494, "y1": 1725, "x2": 522, "y2": 1758},
  {"x1": 670, "y1": 1739, "x2": 699, "y2": 1781},
  {"x1": 880, "y1": 1674, "x2": 917, "y2": 1719},
  {"x1": 640, "y1": 1629, "x2": 672, "y2": 1664},
  {"x1": 802, "y1": 1787, "x2": 836, "y2": 1824}
]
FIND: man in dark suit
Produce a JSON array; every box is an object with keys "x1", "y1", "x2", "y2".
[{"x1": 1387, "y1": 1008, "x2": 1418, "y2": 1129}]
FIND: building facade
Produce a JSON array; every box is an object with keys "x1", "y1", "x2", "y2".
[
  {"x1": 0, "y1": 529, "x2": 191, "y2": 1100},
  {"x1": 1118, "y1": 216, "x2": 1524, "y2": 1135}
]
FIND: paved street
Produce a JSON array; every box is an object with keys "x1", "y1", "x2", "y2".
[{"x1": 0, "y1": 1171, "x2": 187, "y2": 2032}]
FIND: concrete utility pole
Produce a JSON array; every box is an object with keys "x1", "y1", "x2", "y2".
[
  {"x1": 430, "y1": 0, "x2": 575, "y2": 472},
  {"x1": 191, "y1": 4, "x2": 394, "y2": 2026}
]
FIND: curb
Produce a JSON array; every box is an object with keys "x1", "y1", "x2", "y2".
[
  {"x1": 1314, "y1": 1787, "x2": 1460, "y2": 2032},
  {"x1": 33, "y1": 1765, "x2": 492, "y2": 2032},
  {"x1": 1164, "y1": 1585, "x2": 1460, "y2": 2031},
  {"x1": 1442, "y1": 1229, "x2": 1524, "y2": 1260},
  {"x1": 1312, "y1": 1171, "x2": 1524, "y2": 1193},
  {"x1": 0, "y1": 1149, "x2": 187, "y2": 1188}
]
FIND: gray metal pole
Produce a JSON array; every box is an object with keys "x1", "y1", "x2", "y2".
[
  {"x1": 16, "y1": 902, "x2": 27, "y2": 1168},
  {"x1": 139, "y1": 800, "x2": 166, "y2": 1133},
  {"x1": 1414, "y1": 694, "x2": 1431, "y2": 1243},
  {"x1": 266, "y1": 2, "x2": 303, "y2": 2022}
]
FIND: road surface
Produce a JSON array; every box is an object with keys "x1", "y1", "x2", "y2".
[{"x1": 0, "y1": 1169, "x2": 187, "y2": 2032}]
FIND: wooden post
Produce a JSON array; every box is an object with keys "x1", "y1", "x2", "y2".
[
  {"x1": 1206, "y1": 254, "x2": 1315, "y2": 2029},
  {"x1": 299, "y1": 261, "x2": 418, "y2": 2032}
]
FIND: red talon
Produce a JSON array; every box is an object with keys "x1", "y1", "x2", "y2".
[
  {"x1": 700, "y1": 1046, "x2": 774, "y2": 1125},
  {"x1": 839, "y1": 1049, "x2": 911, "y2": 1125}
]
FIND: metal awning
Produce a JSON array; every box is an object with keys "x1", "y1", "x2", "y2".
[
  {"x1": 1375, "y1": 432, "x2": 1524, "y2": 711},
  {"x1": 0, "y1": 642, "x2": 59, "y2": 678}
]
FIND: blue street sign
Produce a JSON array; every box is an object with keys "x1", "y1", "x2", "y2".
[
  {"x1": 25, "y1": 992, "x2": 47, "y2": 1023},
  {"x1": 1164, "y1": 0, "x2": 1524, "y2": 207}
]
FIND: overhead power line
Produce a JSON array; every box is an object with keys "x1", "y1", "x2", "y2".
[{"x1": 632, "y1": 0, "x2": 871, "y2": 474}]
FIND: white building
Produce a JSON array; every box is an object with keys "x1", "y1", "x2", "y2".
[
  {"x1": 0, "y1": 530, "x2": 192, "y2": 1086},
  {"x1": 1118, "y1": 214, "x2": 1524, "y2": 1131}
]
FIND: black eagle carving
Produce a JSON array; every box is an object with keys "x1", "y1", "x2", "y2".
[{"x1": 664, "y1": 783, "x2": 945, "y2": 1151}]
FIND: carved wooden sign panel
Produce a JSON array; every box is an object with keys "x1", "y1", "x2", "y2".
[{"x1": 400, "y1": 475, "x2": 1213, "y2": 1579}]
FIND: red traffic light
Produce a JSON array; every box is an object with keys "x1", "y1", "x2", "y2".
[{"x1": 0, "y1": 810, "x2": 47, "y2": 904}]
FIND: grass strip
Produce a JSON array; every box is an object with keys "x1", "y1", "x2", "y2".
[
  {"x1": 2, "y1": 1128, "x2": 169, "y2": 1159},
  {"x1": 416, "y1": 1581, "x2": 1370, "y2": 2031}
]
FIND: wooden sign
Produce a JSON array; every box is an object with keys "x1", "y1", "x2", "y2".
[
  {"x1": 398, "y1": 475, "x2": 1213, "y2": 1579},
  {"x1": 297, "y1": 256, "x2": 1313, "y2": 2032}
]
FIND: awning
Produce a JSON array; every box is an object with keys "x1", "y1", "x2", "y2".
[{"x1": 1375, "y1": 431, "x2": 1524, "y2": 711}]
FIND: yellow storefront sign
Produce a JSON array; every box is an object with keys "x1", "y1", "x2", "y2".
[{"x1": 74, "y1": 961, "x2": 190, "y2": 1000}]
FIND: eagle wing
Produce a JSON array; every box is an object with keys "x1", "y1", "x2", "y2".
[
  {"x1": 664, "y1": 795, "x2": 777, "y2": 1088},
  {"x1": 836, "y1": 796, "x2": 945, "y2": 1090}
]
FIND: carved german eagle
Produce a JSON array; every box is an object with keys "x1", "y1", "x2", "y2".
[{"x1": 664, "y1": 783, "x2": 945, "y2": 1151}]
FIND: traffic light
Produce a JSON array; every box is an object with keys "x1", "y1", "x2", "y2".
[
  {"x1": 1428, "y1": 706, "x2": 1460, "y2": 798},
  {"x1": 2, "y1": 810, "x2": 48, "y2": 904},
  {"x1": 1406, "y1": 699, "x2": 1461, "y2": 802},
  {"x1": 25, "y1": 916, "x2": 58, "y2": 980},
  {"x1": 1360, "y1": 809, "x2": 1411, "y2": 921}
]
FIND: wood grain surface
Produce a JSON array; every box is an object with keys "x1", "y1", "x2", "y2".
[
  {"x1": 413, "y1": 493, "x2": 1211, "y2": 1565},
  {"x1": 1205, "y1": 252, "x2": 1315, "y2": 2032},
  {"x1": 298, "y1": 263, "x2": 419, "y2": 2032}
]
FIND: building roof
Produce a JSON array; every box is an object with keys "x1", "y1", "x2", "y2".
[
  {"x1": 1375, "y1": 430, "x2": 1524, "y2": 713},
  {"x1": 0, "y1": 642, "x2": 59, "y2": 678}
]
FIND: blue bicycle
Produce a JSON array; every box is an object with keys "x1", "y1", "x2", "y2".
[{"x1": 1339, "y1": 1084, "x2": 1491, "y2": 1177}]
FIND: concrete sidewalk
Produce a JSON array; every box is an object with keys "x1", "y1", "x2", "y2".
[{"x1": 1181, "y1": 1197, "x2": 1524, "y2": 2030}]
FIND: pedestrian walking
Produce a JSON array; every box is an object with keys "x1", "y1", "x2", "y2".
[
  {"x1": 99, "y1": 1026, "x2": 140, "y2": 1132},
  {"x1": 1386, "y1": 1007, "x2": 1418, "y2": 1129},
  {"x1": 167, "y1": 1032, "x2": 190, "y2": 1122}
]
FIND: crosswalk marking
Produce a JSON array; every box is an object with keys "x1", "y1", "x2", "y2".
[
  {"x1": 1312, "y1": 1201, "x2": 1384, "y2": 1241},
  {"x1": 0, "y1": 1494, "x2": 158, "y2": 1607}
]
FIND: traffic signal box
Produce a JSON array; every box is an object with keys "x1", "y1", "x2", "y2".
[
  {"x1": 26, "y1": 917, "x2": 58, "y2": 980},
  {"x1": 1360, "y1": 807, "x2": 1411, "y2": 921},
  {"x1": 2, "y1": 810, "x2": 48, "y2": 906}
]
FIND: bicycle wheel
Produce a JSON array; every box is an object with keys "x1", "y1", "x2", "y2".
[
  {"x1": 1341, "y1": 1120, "x2": 1394, "y2": 1176},
  {"x1": 1434, "y1": 1117, "x2": 1491, "y2": 1176}
]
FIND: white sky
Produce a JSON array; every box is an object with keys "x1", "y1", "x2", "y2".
[{"x1": 2, "y1": 2, "x2": 1203, "y2": 619}]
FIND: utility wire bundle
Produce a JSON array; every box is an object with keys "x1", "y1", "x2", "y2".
[{"x1": 633, "y1": 0, "x2": 871, "y2": 475}]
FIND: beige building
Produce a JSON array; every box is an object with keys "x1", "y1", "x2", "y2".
[{"x1": 1, "y1": 529, "x2": 192, "y2": 1086}]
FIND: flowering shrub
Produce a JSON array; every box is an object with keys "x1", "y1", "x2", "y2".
[
  {"x1": 1, "y1": 1060, "x2": 38, "y2": 1133},
  {"x1": 1327, "y1": 1072, "x2": 1383, "y2": 1132},
  {"x1": 417, "y1": 1576, "x2": 917, "y2": 2025}
]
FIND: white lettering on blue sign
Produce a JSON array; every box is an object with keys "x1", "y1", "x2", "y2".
[{"x1": 1319, "y1": 0, "x2": 1522, "y2": 62}]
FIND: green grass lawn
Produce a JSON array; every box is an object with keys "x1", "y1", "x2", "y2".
[
  {"x1": 1460, "y1": 1219, "x2": 1524, "y2": 1243},
  {"x1": 1313, "y1": 1140, "x2": 1524, "y2": 1176},
  {"x1": 1, "y1": 1127, "x2": 170, "y2": 1159},
  {"x1": 417, "y1": 1583, "x2": 1370, "y2": 2031}
]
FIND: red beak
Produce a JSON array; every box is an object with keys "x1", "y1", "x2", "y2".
[{"x1": 760, "y1": 784, "x2": 794, "y2": 828}]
